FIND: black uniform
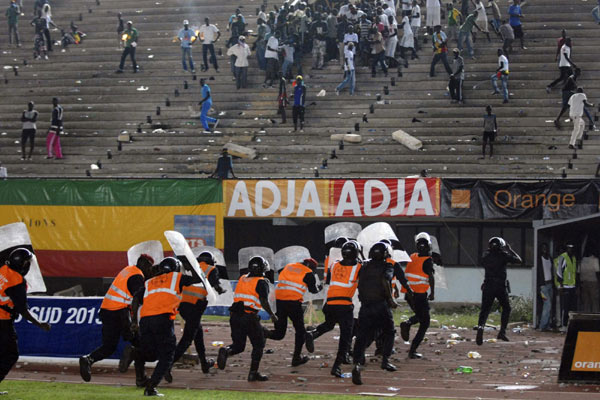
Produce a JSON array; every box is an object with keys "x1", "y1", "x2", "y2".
[
  {"x1": 352, "y1": 260, "x2": 395, "y2": 365},
  {"x1": 266, "y1": 271, "x2": 319, "y2": 360},
  {"x1": 477, "y1": 249, "x2": 521, "y2": 334},
  {"x1": 374, "y1": 261, "x2": 410, "y2": 353},
  {"x1": 0, "y1": 281, "x2": 27, "y2": 383}
]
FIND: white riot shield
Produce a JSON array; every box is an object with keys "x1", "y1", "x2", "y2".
[
  {"x1": 192, "y1": 246, "x2": 233, "y2": 307},
  {"x1": 391, "y1": 249, "x2": 411, "y2": 263},
  {"x1": 238, "y1": 247, "x2": 276, "y2": 312},
  {"x1": 127, "y1": 240, "x2": 164, "y2": 267},
  {"x1": 429, "y1": 235, "x2": 447, "y2": 289},
  {"x1": 357, "y1": 222, "x2": 398, "y2": 259},
  {"x1": 327, "y1": 248, "x2": 342, "y2": 272},
  {"x1": 429, "y1": 235, "x2": 441, "y2": 256},
  {"x1": 0, "y1": 222, "x2": 46, "y2": 293},
  {"x1": 324, "y1": 222, "x2": 362, "y2": 244},
  {"x1": 274, "y1": 246, "x2": 311, "y2": 273},
  {"x1": 238, "y1": 247, "x2": 275, "y2": 272},
  {"x1": 164, "y1": 231, "x2": 217, "y2": 305},
  {"x1": 352, "y1": 291, "x2": 361, "y2": 319}
]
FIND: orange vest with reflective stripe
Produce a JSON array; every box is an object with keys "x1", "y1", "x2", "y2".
[
  {"x1": 326, "y1": 261, "x2": 361, "y2": 305},
  {"x1": 140, "y1": 271, "x2": 183, "y2": 320},
  {"x1": 234, "y1": 275, "x2": 264, "y2": 313},
  {"x1": 276, "y1": 263, "x2": 312, "y2": 301},
  {"x1": 0, "y1": 265, "x2": 24, "y2": 320},
  {"x1": 199, "y1": 261, "x2": 216, "y2": 278},
  {"x1": 181, "y1": 284, "x2": 208, "y2": 304},
  {"x1": 101, "y1": 265, "x2": 144, "y2": 311},
  {"x1": 324, "y1": 256, "x2": 330, "y2": 281},
  {"x1": 402, "y1": 253, "x2": 430, "y2": 293}
]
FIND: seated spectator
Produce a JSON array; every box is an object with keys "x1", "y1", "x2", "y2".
[{"x1": 210, "y1": 148, "x2": 236, "y2": 179}]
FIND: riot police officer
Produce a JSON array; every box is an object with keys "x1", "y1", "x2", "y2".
[
  {"x1": 305, "y1": 241, "x2": 361, "y2": 378},
  {"x1": 400, "y1": 233, "x2": 436, "y2": 359},
  {"x1": 217, "y1": 256, "x2": 277, "y2": 382},
  {"x1": 476, "y1": 237, "x2": 522, "y2": 345},
  {"x1": 0, "y1": 248, "x2": 51, "y2": 395},
  {"x1": 351, "y1": 242, "x2": 399, "y2": 385}
]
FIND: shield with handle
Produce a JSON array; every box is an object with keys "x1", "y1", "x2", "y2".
[
  {"x1": 429, "y1": 235, "x2": 447, "y2": 290},
  {"x1": 192, "y1": 246, "x2": 233, "y2": 307},
  {"x1": 237, "y1": 246, "x2": 276, "y2": 312},
  {"x1": 274, "y1": 246, "x2": 311, "y2": 273},
  {"x1": 164, "y1": 230, "x2": 217, "y2": 305},
  {"x1": 0, "y1": 222, "x2": 46, "y2": 293},
  {"x1": 127, "y1": 240, "x2": 164, "y2": 267},
  {"x1": 324, "y1": 222, "x2": 362, "y2": 244}
]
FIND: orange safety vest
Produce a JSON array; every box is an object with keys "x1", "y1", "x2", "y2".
[
  {"x1": 181, "y1": 284, "x2": 208, "y2": 305},
  {"x1": 0, "y1": 265, "x2": 24, "y2": 320},
  {"x1": 401, "y1": 253, "x2": 430, "y2": 294},
  {"x1": 323, "y1": 255, "x2": 330, "y2": 281},
  {"x1": 276, "y1": 263, "x2": 312, "y2": 301},
  {"x1": 199, "y1": 261, "x2": 216, "y2": 278},
  {"x1": 233, "y1": 275, "x2": 264, "y2": 313},
  {"x1": 140, "y1": 271, "x2": 183, "y2": 320},
  {"x1": 326, "y1": 261, "x2": 361, "y2": 305},
  {"x1": 100, "y1": 265, "x2": 144, "y2": 311}
]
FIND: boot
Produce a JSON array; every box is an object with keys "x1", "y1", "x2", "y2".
[
  {"x1": 342, "y1": 353, "x2": 352, "y2": 364},
  {"x1": 476, "y1": 327, "x2": 484, "y2": 346},
  {"x1": 163, "y1": 369, "x2": 173, "y2": 383},
  {"x1": 135, "y1": 362, "x2": 149, "y2": 388},
  {"x1": 497, "y1": 331, "x2": 509, "y2": 342},
  {"x1": 330, "y1": 362, "x2": 343, "y2": 378},
  {"x1": 305, "y1": 331, "x2": 315, "y2": 353},
  {"x1": 78, "y1": 355, "x2": 92, "y2": 382},
  {"x1": 217, "y1": 346, "x2": 231, "y2": 370},
  {"x1": 400, "y1": 321, "x2": 411, "y2": 342},
  {"x1": 381, "y1": 358, "x2": 397, "y2": 371},
  {"x1": 248, "y1": 360, "x2": 268, "y2": 381},
  {"x1": 408, "y1": 351, "x2": 422, "y2": 359},
  {"x1": 143, "y1": 382, "x2": 164, "y2": 397},
  {"x1": 200, "y1": 357, "x2": 215, "y2": 374},
  {"x1": 351, "y1": 364, "x2": 362, "y2": 385},
  {"x1": 119, "y1": 344, "x2": 134, "y2": 373},
  {"x1": 291, "y1": 354, "x2": 309, "y2": 366}
]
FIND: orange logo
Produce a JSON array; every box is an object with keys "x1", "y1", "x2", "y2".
[{"x1": 571, "y1": 331, "x2": 600, "y2": 371}]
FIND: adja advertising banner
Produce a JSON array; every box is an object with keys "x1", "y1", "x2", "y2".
[
  {"x1": 442, "y1": 179, "x2": 600, "y2": 219},
  {"x1": 224, "y1": 178, "x2": 441, "y2": 218}
]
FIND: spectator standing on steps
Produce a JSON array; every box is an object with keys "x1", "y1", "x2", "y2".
[
  {"x1": 278, "y1": 77, "x2": 289, "y2": 124},
  {"x1": 369, "y1": 25, "x2": 388, "y2": 77},
  {"x1": 40, "y1": 3, "x2": 55, "y2": 52},
  {"x1": 199, "y1": 17, "x2": 220, "y2": 72},
  {"x1": 210, "y1": 148, "x2": 236, "y2": 179},
  {"x1": 489, "y1": 0, "x2": 501, "y2": 33},
  {"x1": 429, "y1": 25, "x2": 452, "y2": 77},
  {"x1": 499, "y1": 19, "x2": 514, "y2": 54},
  {"x1": 568, "y1": 88, "x2": 593, "y2": 150},
  {"x1": 310, "y1": 13, "x2": 328, "y2": 70},
  {"x1": 178, "y1": 20, "x2": 197, "y2": 73},
  {"x1": 116, "y1": 21, "x2": 138, "y2": 73},
  {"x1": 446, "y1": 0, "x2": 463, "y2": 45},
  {"x1": 292, "y1": 75, "x2": 306, "y2": 131},
  {"x1": 473, "y1": 0, "x2": 491, "y2": 42},
  {"x1": 20, "y1": 101, "x2": 38, "y2": 160},
  {"x1": 508, "y1": 0, "x2": 526, "y2": 50},
  {"x1": 198, "y1": 78, "x2": 219, "y2": 133},
  {"x1": 481, "y1": 105, "x2": 497, "y2": 158},
  {"x1": 449, "y1": 48, "x2": 464, "y2": 103},
  {"x1": 263, "y1": 31, "x2": 280, "y2": 88},
  {"x1": 411, "y1": 0, "x2": 422, "y2": 51},
  {"x1": 457, "y1": 10, "x2": 482, "y2": 59},
  {"x1": 593, "y1": 0, "x2": 600, "y2": 24},
  {"x1": 6, "y1": 0, "x2": 21, "y2": 47},
  {"x1": 491, "y1": 48, "x2": 509, "y2": 103},
  {"x1": 546, "y1": 38, "x2": 575, "y2": 93},
  {"x1": 335, "y1": 42, "x2": 356, "y2": 96},
  {"x1": 553, "y1": 69, "x2": 595, "y2": 131},
  {"x1": 117, "y1": 12, "x2": 124, "y2": 48},
  {"x1": 425, "y1": 0, "x2": 442, "y2": 36},
  {"x1": 46, "y1": 97, "x2": 63, "y2": 159},
  {"x1": 227, "y1": 36, "x2": 251, "y2": 89}
]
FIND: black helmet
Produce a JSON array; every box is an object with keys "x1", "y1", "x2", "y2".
[
  {"x1": 197, "y1": 251, "x2": 216, "y2": 265},
  {"x1": 341, "y1": 241, "x2": 359, "y2": 261},
  {"x1": 369, "y1": 242, "x2": 390, "y2": 261},
  {"x1": 488, "y1": 237, "x2": 505, "y2": 251},
  {"x1": 136, "y1": 254, "x2": 154, "y2": 275},
  {"x1": 7, "y1": 248, "x2": 33, "y2": 276},
  {"x1": 334, "y1": 236, "x2": 349, "y2": 248},
  {"x1": 158, "y1": 257, "x2": 182, "y2": 274},
  {"x1": 248, "y1": 256, "x2": 268, "y2": 275}
]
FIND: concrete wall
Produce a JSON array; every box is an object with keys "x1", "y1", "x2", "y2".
[{"x1": 434, "y1": 267, "x2": 533, "y2": 303}]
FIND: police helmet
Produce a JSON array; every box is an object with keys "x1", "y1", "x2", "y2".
[
  {"x1": 197, "y1": 251, "x2": 216, "y2": 265},
  {"x1": 158, "y1": 257, "x2": 182, "y2": 274},
  {"x1": 248, "y1": 256, "x2": 268, "y2": 275},
  {"x1": 341, "y1": 240, "x2": 359, "y2": 260},
  {"x1": 369, "y1": 242, "x2": 390, "y2": 261},
  {"x1": 136, "y1": 254, "x2": 155, "y2": 274},
  {"x1": 488, "y1": 237, "x2": 506, "y2": 251},
  {"x1": 6, "y1": 248, "x2": 33, "y2": 276},
  {"x1": 334, "y1": 236, "x2": 349, "y2": 248},
  {"x1": 415, "y1": 232, "x2": 431, "y2": 253}
]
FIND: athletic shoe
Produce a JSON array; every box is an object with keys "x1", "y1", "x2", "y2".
[
  {"x1": 497, "y1": 331, "x2": 509, "y2": 342},
  {"x1": 144, "y1": 384, "x2": 164, "y2": 397},
  {"x1": 200, "y1": 358, "x2": 214, "y2": 374},
  {"x1": 408, "y1": 351, "x2": 422, "y2": 359},
  {"x1": 330, "y1": 364, "x2": 343, "y2": 377},
  {"x1": 381, "y1": 361, "x2": 397, "y2": 371},
  {"x1": 79, "y1": 356, "x2": 92, "y2": 382},
  {"x1": 476, "y1": 327, "x2": 484, "y2": 346},
  {"x1": 291, "y1": 355, "x2": 309, "y2": 367},
  {"x1": 248, "y1": 371, "x2": 269, "y2": 382}
]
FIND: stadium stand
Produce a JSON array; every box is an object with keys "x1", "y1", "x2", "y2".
[{"x1": 0, "y1": 0, "x2": 598, "y2": 178}]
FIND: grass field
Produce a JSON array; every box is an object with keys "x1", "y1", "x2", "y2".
[{"x1": 0, "y1": 381, "x2": 439, "y2": 399}]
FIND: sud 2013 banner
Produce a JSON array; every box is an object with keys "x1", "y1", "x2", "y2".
[{"x1": 224, "y1": 178, "x2": 440, "y2": 218}]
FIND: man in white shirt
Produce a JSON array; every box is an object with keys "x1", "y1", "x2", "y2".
[
  {"x1": 410, "y1": 0, "x2": 422, "y2": 51},
  {"x1": 398, "y1": 15, "x2": 414, "y2": 65},
  {"x1": 264, "y1": 31, "x2": 280, "y2": 87},
  {"x1": 547, "y1": 38, "x2": 576, "y2": 92},
  {"x1": 198, "y1": 17, "x2": 221, "y2": 72},
  {"x1": 538, "y1": 243, "x2": 553, "y2": 331},
  {"x1": 21, "y1": 101, "x2": 38, "y2": 160},
  {"x1": 568, "y1": 88, "x2": 594, "y2": 149},
  {"x1": 401, "y1": 0, "x2": 412, "y2": 16},
  {"x1": 226, "y1": 36, "x2": 251, "y2": 89},
  {"x1": 491, "y1": 48, "x2": 509, "y2": 103},
  {"x1": 178, "y1": 20, "x2": 197, "y2": 73},
  {"x1": 336, "y1": 42, "x2": 356, "y2": 95},
  {"x1": 343, "y1": 25, "x2": 359, "y2": 55},
  {"x1": 426, "y1": 0, "x2": 441, "y2": 33}
]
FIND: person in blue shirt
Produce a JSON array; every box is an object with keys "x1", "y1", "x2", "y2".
[
  {"x1": 178, "y1": 20, "x2": 197, "y2": 73},
  {"x1": 292, "y1": 75, "x2": 306, "y2": 131},
  {"x1": 198, "y1": 78, "x2": 219, "y2": 133},
  {"x1": 508, "y1": 0, "x2": 526, "y2": 50}
]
